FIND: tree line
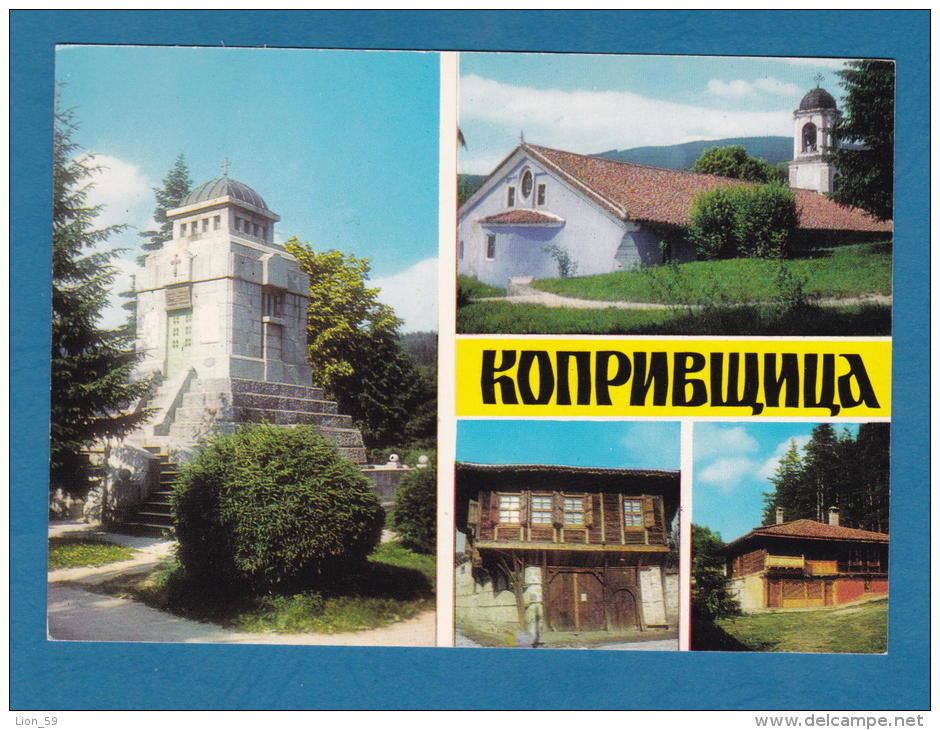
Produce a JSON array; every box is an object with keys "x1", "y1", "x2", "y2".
[{"x1": 761, "y1": 422, "x2": 889, "y2": 533}]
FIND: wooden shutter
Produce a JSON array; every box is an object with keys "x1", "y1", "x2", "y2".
[
  {"x1": 486, "y1": 492, "x2": 500, "y2": 526},
  {"x1": 552, "y1": 491, "x2": 564, "y2": 527},
  {"x1": 467, "y1": 499, "x2": 480, "y2": 527},
  {"x1": 519, "y1": 492, "x2": 529, "y2": 525},
  {"x1": 583, "y1": 494, "x2": 594, "y2": 527},
  {"x1": 643, "y1": 496, "x2": 656, "y2": 528}
]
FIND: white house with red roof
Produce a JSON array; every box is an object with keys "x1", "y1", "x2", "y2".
[{"x1": 458, "y1": 102, "x2": 892, "y2": 290}]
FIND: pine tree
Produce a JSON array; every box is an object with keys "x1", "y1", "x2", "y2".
[
  {"x1": 50, "y1": 101, "x2": 153, "y2": 496},
  {"x1": 828, "y1": 60, "x2": 895, "y2": 221},
  {"x1": 140, "y1": 153, "x2": 192, "y2": 252},
  {"x1": 851, "y1": 423, "x2": 890, "y2": 533},
  {"x1": 762, "y1": 439, "x2": 803, "y2": 525},
  {"x1": 800, "y1": 424, "x2": 841, "y2": 522}
]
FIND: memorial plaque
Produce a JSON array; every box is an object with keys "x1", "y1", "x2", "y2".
[{"x1": 165, "y1": 284, "x2": 192, "y2": 311}]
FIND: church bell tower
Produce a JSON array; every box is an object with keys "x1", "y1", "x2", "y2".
[{"x1": 788, "y1": 80, "x2": 841, "y2": 194}]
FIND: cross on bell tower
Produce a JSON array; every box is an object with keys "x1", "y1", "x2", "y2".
[{"x1": 221, "y1": 158, "x2": 231, "y2": 177}]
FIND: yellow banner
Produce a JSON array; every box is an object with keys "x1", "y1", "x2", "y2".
[{"x1": 456, "y1": 337, "x2": 891, "y2": 418}]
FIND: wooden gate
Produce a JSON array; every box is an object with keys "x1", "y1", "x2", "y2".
[
  {"x1": 609, "y1": 588, "x2": 639, "y2": 631},
  {"x1": 545, "y1": 570, "x2": 605, "y2": 631}
]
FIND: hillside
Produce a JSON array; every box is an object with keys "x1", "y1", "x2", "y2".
[{"x1": 595, "y1": 136, "x2": 792, "y2": 170}]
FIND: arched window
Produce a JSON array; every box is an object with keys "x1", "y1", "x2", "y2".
[{"x1": 802, "y1": 122, "x2": 818, "y2": 153}]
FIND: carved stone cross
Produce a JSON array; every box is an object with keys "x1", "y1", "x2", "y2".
[{"x1": 170, "y1": 253, "x2": 181, "y2": 279}]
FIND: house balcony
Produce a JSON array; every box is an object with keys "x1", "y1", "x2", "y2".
[{"x1": 764, "y1": 555, "x2": 804, "y2": 570}]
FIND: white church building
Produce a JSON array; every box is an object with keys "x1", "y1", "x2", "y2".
[{"x1": 457, "y1": 86, "x2": 891, "y2": 290}]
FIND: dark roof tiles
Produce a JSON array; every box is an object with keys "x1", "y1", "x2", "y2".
[
  {"x1": 727, "y1": 518, "x2": 889, "y2": 551},
  {"x1": 480, "y1": 209, "x2": 563, "y2": 225},
  {"x1": 180, "y1": 176, "x2": 269, "y2": 211}
]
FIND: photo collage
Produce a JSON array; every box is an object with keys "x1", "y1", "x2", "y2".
[{"x1": 46, "y1": 46, "x2": 894, "y2": 656}]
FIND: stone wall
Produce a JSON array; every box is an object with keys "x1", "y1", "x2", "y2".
[{"x1": 455, "y1": 561, "x2": 543, "y2": 640}]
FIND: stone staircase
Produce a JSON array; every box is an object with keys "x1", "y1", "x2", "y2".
[
  {"x1": 116, "y1": 447, "x2": 179, "y2": 537},
  {"x1": 164, "y1": 377, "x2": 367, "y2": 463}
]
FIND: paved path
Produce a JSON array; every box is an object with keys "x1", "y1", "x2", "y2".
[
  {"x1": 480, "y1": 283, "x2": 892, "y2": 311},
  {"x1": 48, "y1": 521, "x2": 435, "y2": 646}
]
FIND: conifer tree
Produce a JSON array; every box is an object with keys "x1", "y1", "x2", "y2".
[
  {"x1": 762, "y1": 439, "x2": 803, "y2": 525},
  {"x1": 50, "y1": 102, "x2": 153, "y2": 496},
  {"x1": 140, "y1": 153, "x2": 192, "y2": 252}
]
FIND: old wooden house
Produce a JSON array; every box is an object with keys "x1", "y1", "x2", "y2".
[
  {"x1": 724, "y1": 508, "x2": 889, "y2": 612},
  {"x1": 455, "y1": 463, "x2": 680, "y2": 642}
]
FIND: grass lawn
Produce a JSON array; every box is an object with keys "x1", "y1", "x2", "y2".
[
  {"x1": 458, "y1": 275, "x2": 505, "y2": 299},
  {"x1": 704, "y1": 599, "x2": 887, "y2": 653},
  {"x1": 96, "y1": 540, "x2": 435, "y2": 634},
  {"x1": 48, "y1": 537, "x2": 137, "y2": 570},
  {"x1": 533, "y1": 242, "x2": 892, "y2": 304},
  {"x1": 457, "y1": 300, "x2": 891, "y2": 336}
]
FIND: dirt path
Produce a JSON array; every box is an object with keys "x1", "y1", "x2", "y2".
[
  {"x1": 479, "y1": 282, "x2": 892, "y2": 311},
  {"x1": 47, "y1": 521, "x2": 436, "y2": 646}
]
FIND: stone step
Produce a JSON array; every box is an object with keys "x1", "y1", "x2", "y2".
[
  {"x1": 113, "y1": 522, "x2": 173, "y2": 538},
  {"x1": 178, "y1": 391, "x2": 341, "y2": 416},
  {"x1": 136, "y1": 507, "x2": 173, "y2": 519},
  {"x1": 169, "y1": 406, "x2": 354, "y2": 430}
]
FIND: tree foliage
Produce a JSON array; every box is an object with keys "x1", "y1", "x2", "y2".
[
  {"x1": 689, "y1": 184, "x2": 798, "y2": 260},
  {"x1": 285, "y1": 238, "x2": 436, "y2": 449},
  {"x1": 140, "y1": 153, "x2": 192, "y2": 252},
  {"x1": 693, "y1": 145, "x2": 785, "y2": 183},
  {"x1": 390, "y1": 462, "x2": 437, "y2": 554},
  {"x1": 691, "y1": 524, "x2": 740, "y2": 621},
  {"x1": 762, "y1": 423, "x2": 889, "y2": 533},
  {"x1": 50, "y1": 101, "x2": 153, "y2": 496},
  {"x1": 828, "y1": 60, "x2": 895, "y2": 221},
  {"x1": 172, "y1": 424, "x2": 385, "y2": 592}
]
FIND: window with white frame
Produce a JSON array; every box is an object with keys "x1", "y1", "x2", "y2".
[
  {"x1": 537, "y1": 183, "x2": 546, "y2": 207},
  {"x1": 458, "y1": 240, "x2": 464, "y2": 260},
  {"x1": 624, "y1": 498, "x2": 644, "y2": 526},
  {"x1": 521, "y1": 170, "x2": 533, "y2": 199},
  {"x1": 507, "y1": 186, "x2": 516, "y2": 207},
  {"x1": 498, "y1": 494, "x2": 521, "y2": 523},
  {"x1": 563, "y1": 496, "x2": 584, "y2": 525},
  {"x1": 180, "y1": 222, "x2": 187, "y2": 236},
  {"x1": 213, "y1": 215, "x2": 221, "y2": 230},
  {"x1": 530, "y1": 495, "x2": 552, "y2": 524},
  {"x1": 485, "y1": 234, "x2": 496, "y2": 260}
]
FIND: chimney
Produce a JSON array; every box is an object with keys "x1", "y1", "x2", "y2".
[
  {"x1": 775, "y1": 508, "x2": 785, "y2": 524},
  {"x1": 828, "y1": 506, "x2": 840, "y2": 527}
]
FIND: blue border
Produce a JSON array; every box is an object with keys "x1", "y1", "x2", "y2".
[{"x1": 12, "y1": 10, "x2": 929, "y2": 710}]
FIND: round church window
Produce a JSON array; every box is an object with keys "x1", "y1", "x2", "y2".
[{"x1": 521, "y1": 170, "x2": 533, "y2": 199}]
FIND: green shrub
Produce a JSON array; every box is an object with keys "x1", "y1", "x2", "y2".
[
  {"x1": 734, "y1": 184, "x2": 799, "y2": 259},
  {"x1": 689, "y1": 184, "x2": 798, "y2": 260},
  {"x1": 390, "y1": 463, "x2": 436, "y2": 554},
  {"x1": 172, "y1": 424, "x2": 385, "y2": 592},
  {"x1": 688, "y1": 187, "x2": 739, "y2": 259}
]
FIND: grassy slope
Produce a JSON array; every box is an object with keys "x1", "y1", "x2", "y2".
[
  {"x1": 48, "y1": 538, "x2": 137, "y2": 569},
  {"x1": 457, "y1": 300, "x2": 891, "y2": 336},
  {"x1": 713, "y1": 599, "x2": 887, "y2": 653},
  {"x1": 533, "y1": 243, "x2": 892, "y2": 304},
  {"x1": 458, "y1": 275, "x2": 505, "y2": 299}
]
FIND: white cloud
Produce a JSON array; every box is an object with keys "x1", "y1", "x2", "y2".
[
  {"x1": 699, "y1": 456, "x2": 758, "y2": 493},
  {"x1": 83, "y1": 154, "x2": 153, "y2": 232},
  {"x1": 460, "y1": 74, "x2": 791, "y2": 170},
  {"x1": 757, "y1": 434, "x2": 812, "y2": 481},
  {"x1": 707, "y1": 78, "x2": 754, "y2": 98},
  {"x1": 371, "y1": 257, "x2": 439, "y2": 333},
  {"x1": 695, "y1": 423, "x2": 760, "y2": 461},
  {"x1": 781, "y1": 57, "x2": 851, "y2": 69},
  {"x1": 754, "y1": 77, "x2": 801, "y2": 97}
]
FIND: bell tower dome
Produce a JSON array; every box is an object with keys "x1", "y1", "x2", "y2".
[{"x1": 788, "y1": 81, "x2": 841, "y2": 193}]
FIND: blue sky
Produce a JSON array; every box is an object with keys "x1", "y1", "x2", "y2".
[
  {"x1": 457, "y1": 420, "x2": 679, "y2": 470},
  {"x1": 56, "y1": 46, "x2": 439, "y2": 331},
  {"x1": 693, "y1": 421, "x2": 862, "y2": 542},
  {"x1": 459, "y1": 52, "x2": 852, "y2": 173}
]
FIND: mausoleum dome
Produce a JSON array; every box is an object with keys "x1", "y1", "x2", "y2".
[
  {"x1": 798, "y1": 87, "x2": 837, "y2": 111},
  {"x1": 181, "y1": 176, "x2": 269, "y2": 210}
]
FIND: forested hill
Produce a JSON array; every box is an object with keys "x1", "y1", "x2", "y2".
[{"x1": 595, "y1": 136, "x2": 792, "y2": 170}]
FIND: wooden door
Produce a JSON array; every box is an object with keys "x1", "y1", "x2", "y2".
[
  {"x1": 610, "y1": 589, "x2": 638, "y2": 631},
  {"x1": 546, "y1": 570, "x2": 606, "y2": 631}
]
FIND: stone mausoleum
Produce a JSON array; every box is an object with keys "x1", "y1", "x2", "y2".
[{"x1": 90, "y1": 171, "x2": 369, "y2": 532}]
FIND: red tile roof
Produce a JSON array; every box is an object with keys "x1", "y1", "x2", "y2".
[
  {"x1": 481, "y1": 209, "x2": 564, "y2": 225},
  {"x1": 525, "y1": 143, "x2": 892, "y2": 233},
  {"x1": 727, "y1": 519, "x2": 889, "y2": 551}
]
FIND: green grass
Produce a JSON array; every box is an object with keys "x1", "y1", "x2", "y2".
[
  {"x1": 533, "y1": 243, "x2": 892, "y2": 304},
  {"x1": 458, "y1": 275, "x2": 506, "y2": 299},
  {"x1": 96, "y1": 540, "x2": 435, "y2": 635},
  {"x1": 457, "y1": 300, "x2": 891, "y2": 336},
  {"x1": 708, "y1": 599, "x2": 887, "y2": 654},
  {"x1": 48, "y1": 537, "x2": 137, "y2": 570}
]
